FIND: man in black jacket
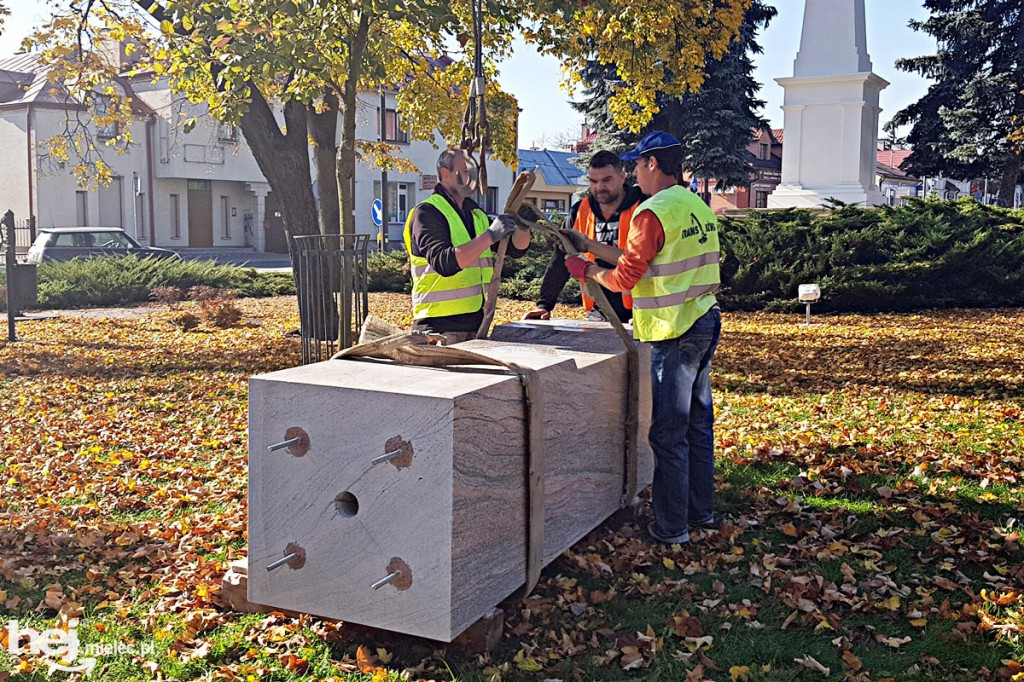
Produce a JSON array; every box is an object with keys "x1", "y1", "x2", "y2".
[
  {"x1": 523, "y1": 150, "x2": 646, "y2": 324},
  {"x1": 404, "y1": 149, "x2": 529, "y2": 343}
]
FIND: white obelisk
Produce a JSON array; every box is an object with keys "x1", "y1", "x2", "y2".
[{"x1": 767, "y1": 0, "x2": 888, "y2": 208}]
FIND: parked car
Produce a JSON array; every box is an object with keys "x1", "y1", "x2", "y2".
[{"x1": 25, "y1": 227, "x2": 180, "y2": 263}]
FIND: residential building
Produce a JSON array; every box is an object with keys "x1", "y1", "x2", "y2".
[
  {"x1": 695, "y1": 128, "x2": 783, "y2": 214},
  {"x1": 356, "y1": 89, "x2": 516, "y2": 248},
  {"x1": 0, "y1": 49, "x2": 517, "y2": 255},
  {"x1": 516, "y1": 148, "x2": 587, "y2": 217}
]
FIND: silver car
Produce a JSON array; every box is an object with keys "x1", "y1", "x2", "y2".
[{"x1": 26, "y1": 227, "x2": 180, "y2": 263}]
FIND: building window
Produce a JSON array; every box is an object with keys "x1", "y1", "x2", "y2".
[
  {"x1": 759, "y1": 143, "x2": 769, "y2": 160},
  {"x1": 755, "y1": 191, "x2": 769, "y2": 209},
  {"x1": 76, "y1": 191, "x2": 88, "y2": 225},
  {"x1": 542, "y1": 198, "x2": 565, "y2": 213},
  {"x1": 485, "y1": 186, "x2": 499, "y2": 214},
  {"x1": 221, "y1": 196, "x2": 231, "y2": 239},
  {"x1": 95, "y1": 97, "x2": 120, "y2": 139},
  {"x1": 377, "y1": 108, "x2": 409, "y2": 144},
  {"x1": 170, "y1": 194, "x2": 181, "y2": 239},
  {"x1": 389, "y1": 183, "x2": 411, "y2": 222},
  {"x1": 374, "y1": 181, "x2": 413, "y2": 223}
]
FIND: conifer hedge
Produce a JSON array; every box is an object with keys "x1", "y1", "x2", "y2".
[{"x1": 718, "y1": 198, "x2": 1024, "y2": 312}]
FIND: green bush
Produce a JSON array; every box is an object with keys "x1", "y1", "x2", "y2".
[
  {"x1": 23, "y1": 199, "x2": 1019, "y2": 314},
  {"x1": 718, "y1": 198, "x2": 1024, "y2": 312},
  {"x1": 367, "y1": 250, "x2": 411, "y2": 293},
  {"x1": 29, "y1": 256, "x2": 295, "y2": 309}
]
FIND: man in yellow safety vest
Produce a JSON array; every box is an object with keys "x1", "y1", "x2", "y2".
[
  {"x1": 404, "y1": 149, "x2": 531, "y2": 343},
  {"x1": 564, "y1": 131, "x2": 722, "y2": 545}
]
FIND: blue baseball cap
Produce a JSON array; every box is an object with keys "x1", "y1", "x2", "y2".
[{"x1": 620, "y1": 130, "x2": 682, "y2": 162}]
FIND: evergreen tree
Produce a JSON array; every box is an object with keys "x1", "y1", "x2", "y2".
[
  {"x1": 891, "y1": 0, "x2": 1024, "y2": 207},
  {"x1": 573, "y1": 1, "x2": 777, "y2": 191}
]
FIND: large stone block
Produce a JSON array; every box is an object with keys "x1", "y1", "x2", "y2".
[{"x1": 247, "y1": 320, "x2": 652, "y2": 641}]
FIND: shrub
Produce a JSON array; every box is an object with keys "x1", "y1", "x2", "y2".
[
  {"x1": 187, "y1": 284, "x2": 227, "y2": 301},
  {"x1": 169, "y1": 310, "x2": 200, "y2": 331},
  {"x1": 151, "y1": 285, "x2": 186, "y2": 303},
  {"x1": 718, "y1": 198, "x2": 1024, "y2": 312},
  {"x1": 31, "y1": 256, "x2": 295, "y2": 309},
  {"x1": 367, "y1": 250, "x2": 411, "y2": 293},
  {"x1": 200, "y1": 299, "x2": 243, "y2": 328}
]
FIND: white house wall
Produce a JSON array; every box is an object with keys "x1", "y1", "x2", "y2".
[
  {"x1": 0, "y1": 109, "x2": 31, "y2": 219},
  {"x1": 31, "y1": 108, "x2": 151, "y2": 236},
  {"x1": 5, "y1": 63, "x2": 519, "y2": 253},
  {"x1": 351, "y1": 91, "x2": 516, "y2": 246},
  {"x1": 130, "y1": 79, "x2": 265, "y2": 183}
]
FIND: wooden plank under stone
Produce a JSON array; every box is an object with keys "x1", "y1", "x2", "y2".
[{"x1": 247, "y1": 320, "x2": 652, "y2": 641}]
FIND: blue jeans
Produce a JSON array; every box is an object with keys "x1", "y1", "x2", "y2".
[{"x1": 647, "y1": 307, "x2": 721, "y2": 543}]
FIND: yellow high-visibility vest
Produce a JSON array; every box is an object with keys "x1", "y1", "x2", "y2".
[
  {"x1": 403, "y1": 193, "x2": 494, "y2": 320},
  {"x1": 630, "y1": 185, "x2": 720, "y2": 342}
]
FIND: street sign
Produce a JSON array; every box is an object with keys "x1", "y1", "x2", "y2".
[{"x1": 371, "y1": 199, "x2": 383, "y2": 226}]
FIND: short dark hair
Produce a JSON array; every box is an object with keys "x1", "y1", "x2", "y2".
[
  {"x1": 589, "y1": 150, "x2": 623, "y2": 172},
  {"x1": 436, "y1": 149, "x2": 463, "y2": 174},
  {"x1": 642, "y1": 146, "x2": 683, "y2": 178}
]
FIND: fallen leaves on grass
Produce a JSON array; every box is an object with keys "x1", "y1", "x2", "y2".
[{"x1": 1, "y1": 299, "x2": 1023, "y2": 680}]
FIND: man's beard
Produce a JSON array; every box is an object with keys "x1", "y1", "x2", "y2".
[{"x1": 593, "y1": 189, "x2": 622, "y2": 205}]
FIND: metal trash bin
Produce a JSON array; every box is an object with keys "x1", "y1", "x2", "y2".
[{"x1": 293, "y1": 233, "x2": 370, "y2": 364}]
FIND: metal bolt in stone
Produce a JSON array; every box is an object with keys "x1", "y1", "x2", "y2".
[
  {"x1": 370, "y1": 449, "x2": 403, "y2": 465},
  {"x1": 265, "y1": 552, "x2": 299, "y2": 571},
  {"x1": 267, "y1": 437, "x2": 301, "y2": 452},
  {"x1": 370, "y1": 570, "x2": 403, "y2": 590}
]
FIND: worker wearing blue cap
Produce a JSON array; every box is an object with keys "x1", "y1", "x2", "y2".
[{"x1": 564, "y1": 130, "x2": 722, "y2": 545}]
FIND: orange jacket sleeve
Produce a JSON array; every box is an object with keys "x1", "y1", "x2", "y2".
[{"x1": 601, "y1": 209, "x2": 664, "y2": 292}]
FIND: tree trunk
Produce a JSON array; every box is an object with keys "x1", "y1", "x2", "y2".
[
  {"x1": 239, "y1": 92, "x2": 338, "y2": 341},
  {"x1": 996, "y1": 150, "x2": 1022, "y2": 207},
  {"x1": 239, "y1": 95, "x2": 319, "y2": 255},
  {"x1": 338, "y1": 14, "x2": 369, "y2": 238},
  {"x1": 309, "y1": 93, "x2": 341, "y2": 236}
]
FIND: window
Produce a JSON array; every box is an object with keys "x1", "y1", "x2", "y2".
[
  {"x1": 542, "y1": 198, "x2": 565, "y2": 212},
  {"x1": 76, "y1": 191, "x2": 88, "y2": 226},
  {"x1": 377, "y1": 108, "x2": 409, "y2": 143},
  {"x1": 96, "y1": 97, "x2": 119, "y2": 139},
  {"x1": 170, "y1": 194, "x2": 181, "y2": 239},
  {"x1": 754, "y1": 191, "x2": 769, "y2": 209},
  {"x1": 388, "y1": 183, "x2": 411, "y2": 222},
  {"x1": 485, "y1": 186, "x2": 499, "y2": 215},
  {"x1": 374, "y1": 181, "x2": 413, "y2": 223},
  {"x1": 221, "y1": 196, "x2": 231, "y2": 239},
  {"x1": 759, "y1": 143, "x2": 769, "y2": 160}
]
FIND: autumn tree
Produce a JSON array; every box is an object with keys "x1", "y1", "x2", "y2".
[
  {"x1": 32, "y1": 0, "x2": 749, "y2": 237},
  {"x1": 891, "y1": 0, "x2": 1024, "y2": 207},
  {"x1": 573, "y1": 0, "x2": 775, "y2": 191}
]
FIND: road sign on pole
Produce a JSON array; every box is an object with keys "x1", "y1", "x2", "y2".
[{"x1": 371, "y1": 199, "x2": 383, "y2": 227}]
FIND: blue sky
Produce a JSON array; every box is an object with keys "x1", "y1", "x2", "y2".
[{"x1": 1, "y1": 0, "x2": 938, "y2": 147}]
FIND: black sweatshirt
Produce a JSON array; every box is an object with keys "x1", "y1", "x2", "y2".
[
  {"x1": 535, "y1": 185, "x2": 646, "y2": 323},
  {"x1": 407, "y1": 185, "x2": 529, "y2": 332}
]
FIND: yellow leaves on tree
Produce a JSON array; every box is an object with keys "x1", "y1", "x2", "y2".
[{"x1": 525, "y1": 0, "x2": 751, "y2": 132}]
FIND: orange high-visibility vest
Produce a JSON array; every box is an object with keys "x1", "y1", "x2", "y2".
[{"x1": 574, "y1": 199, "x2": 638, "y2": 311}]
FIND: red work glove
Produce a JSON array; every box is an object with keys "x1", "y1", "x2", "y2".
[{"x1": 564, "y1": 255, "x2": 593, "y2": 279}]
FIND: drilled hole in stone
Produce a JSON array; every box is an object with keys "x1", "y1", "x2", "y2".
[{"x1": 335, "y1": 491, "x2": 359, "y2": 517}]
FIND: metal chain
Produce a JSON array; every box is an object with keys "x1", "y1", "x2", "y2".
[{"x1": 459, "y1": 0, "x2": 489, "y2": 194}]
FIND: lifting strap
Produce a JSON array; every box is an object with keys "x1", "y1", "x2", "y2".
[
  {"x1": 476, "y1": 170, "x2": 535, "y2": 339},
  {"x1": 514, "y1": 215, "x2": 641, "y2": 507}
]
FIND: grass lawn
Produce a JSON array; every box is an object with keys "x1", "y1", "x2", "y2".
[{"x1": 1, "y1": 295, "x2": 1023, "y2": 681}]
